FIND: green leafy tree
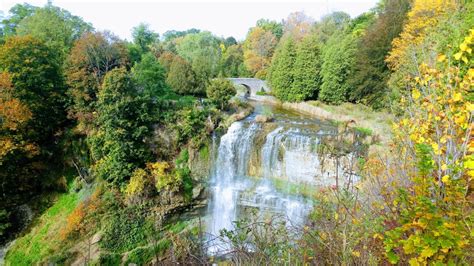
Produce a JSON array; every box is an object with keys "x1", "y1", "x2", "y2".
[
  {"x1": 220, "y1": 44, "x2": 245, "y2": 77},
  {"x1": 256, "y1": 19, "x2": 283, "y2": 40},
  {"x1": 0, "y1": 3, "x2": 37, "y2": 37},
  {"x1": 348, "y1": 0, "x2": 410, "y2": 108},
  {"x1": 131, "y1": 23, "x2": 159, "y2": 55},
  {"x1": 267, "y1": 38, "x2": 296, "y2": 101},
  {"x1": 166, "y1": 56, "x2": 198, "y2": 95},
  {"x1": 16, "y1": 4, "x2": 92, "y2": 57},
  {"x1": 131, "y1": 53, "x2": 168, "y2": 97},
  {"x1": 313, "y1": 11, "x2": 351, "y2": 44},
  {"x1": 291, "y1": 35, "x2": 322, "y2": 101},
  {"x1": 176, "y1": 31, "x2": 221, "y2": 93},
  {"x1": 319, "y1": 32, "x2": 357, "y2": 104},
  {"x1": 89, "y1": 68, "x2": 153, "y2": 184},
  {"x1": 0, "y1": 36, "x2": 66, "y2": 238},
  {"x1": 206, "y1": 78, "x2": 236, "y2": 109}
]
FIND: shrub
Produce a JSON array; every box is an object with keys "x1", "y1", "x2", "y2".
[{"x1": 206, "y1": 78, "x2": 236, "y2": 109}]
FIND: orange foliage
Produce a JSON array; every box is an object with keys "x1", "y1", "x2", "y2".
[{"x1": 60, "y1": 188, "x2": 103, "y2": 240}]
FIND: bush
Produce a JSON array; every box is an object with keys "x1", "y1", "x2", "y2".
[
  {"x1": 100, "y1": 206, "x2": 150, "y2": 253},
  {"x1": 205, "y1": 78, "x2": 236, "y2": 109}
]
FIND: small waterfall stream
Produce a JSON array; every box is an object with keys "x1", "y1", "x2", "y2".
[{"x1": 206, "y1": 102, "x2": 360, "y2": 254}]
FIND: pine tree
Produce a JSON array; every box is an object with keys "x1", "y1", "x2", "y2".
[
  {"x1": 319, "y1": 32, "x2": 357, "y2": 104},
  {"x1": 291, "y1": 35, "x2": 322, "y2": 101},
  {"x1": 267, "y1": 37, "x2": 296, "y2": 101}
]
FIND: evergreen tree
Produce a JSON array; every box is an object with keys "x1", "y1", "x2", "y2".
[
  {"x1": 319, "y1": 32, "x2": 357, "y2": 104},
  {"x1": 291, "y1": 35, "x2": 322, "y2": 101},
  {"x1": 267, "y1": 37, "x2": 296, "y2": 101}
]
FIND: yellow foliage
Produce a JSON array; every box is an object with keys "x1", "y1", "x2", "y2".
[
  {"x1": 125, "y1": 168, "x2": 149, "y2": 199},
  {"x1": 147, "y1": 161, "x2": 180, "y2": 191},
  {"x1": 384, "y1": 29, "x2": 474, "y2": 264},
  {"x1": 386, "y1": 0, "x2": 457, "y2": 70}
]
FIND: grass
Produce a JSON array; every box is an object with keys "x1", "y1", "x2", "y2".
[
  {"x1": 5, "y1": 193, "x2": 79, "y2": 265},
  {"x1": 307, "y1": 100, "x2": 393, "y2": 144}
]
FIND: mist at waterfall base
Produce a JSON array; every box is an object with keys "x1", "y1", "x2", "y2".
[{"x1": 205, "y1": 102, "x2": 352, "y2": 255}]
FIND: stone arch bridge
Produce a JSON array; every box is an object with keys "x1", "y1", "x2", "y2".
[{"x1": 227, "y1": 78, "x2": 270, "y2": 97}]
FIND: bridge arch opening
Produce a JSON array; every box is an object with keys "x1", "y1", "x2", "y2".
[{"x1": 234, "y1": 83, "x2": 251, "y2": 98}]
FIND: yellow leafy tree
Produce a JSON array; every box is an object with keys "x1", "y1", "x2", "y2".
[
  {"x1": 386, "y1": 0, "x2": 457, "y2": 71},
  {"x1": 383, "y1": 29, "x2": 473, "y2": 265},
  {"x1": 243, "y1": 27, "x2": 277, "y2": 78}
]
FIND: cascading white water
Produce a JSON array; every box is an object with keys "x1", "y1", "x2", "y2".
[{"x1": 206, "y1": 102, "x2": 356, "y2": 254}]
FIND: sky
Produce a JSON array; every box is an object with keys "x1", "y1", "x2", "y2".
[{"x1": 0, "y1": 0, "x2": 379, "y2": 41}]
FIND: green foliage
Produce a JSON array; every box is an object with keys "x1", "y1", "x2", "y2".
[
  {"x1": 100, "y1": 205, "x2": 150, "y2": 253},
  {"x1": 95, "y1": 253, "x2": 122, "y2": 265},
  {"x1": 16, "y1": 4, "x2": 92, "y2": 57},
  {"x1": 65, "y1": 31, "x2": 129, "y2": 133},
  {"x1": 313, "y1": 11, "x2": 351, "y2": 44},
  {"x1": 319, "y1": 31, "x2": 357, "y2": 104},
  {"x1": 125, "y1": 240, "x2": 171, "y2": 265},
  {"x1": 291, "y1": 34, "x2": 322, "y2": 101},
  {"x1": 89, "y1": 68, "x2": 153, "y2": 184},
  {"x1": 256, "y1": 19, "x2": 284, "y2": 40},
  {"x1": 0, "y1": 209, "x2": 11, "y2": 240},
  {"x1": 268, "y1": 34, "x2": 322, "y2": 102},
  {"x1": 131, "y1": 22, "x2": 158, "y2": 55},
  {"x1": 206, "y1": 78, "x2": 236, "y2": 109},
  {"x1": 166, "y1": 56, "x2": 198, "y2": 95},
  {"x1": 267, "y1": 37, "x2": 296, "y2": 101},
  {"x1": 0, "y1": 3, "x2": 37, "y2": 37},
  {"x1": 174, "y1": 107, "x2": 208, "y2": 144},
  {"x1": 349, "y1": 0, "x2": 410, "y2": 108},
  {"x1": 0, "y1": 36, "x2": 67, "y2": 222},
  {"x1": 132, "y1": 52, "x2": 168, "y2": 97},
  {"x1": 219, "y1": 44, "x2": 245, "y2": 77},
  {"x1": 176, "y1": 31, "x2": 221, "y2": 93}
]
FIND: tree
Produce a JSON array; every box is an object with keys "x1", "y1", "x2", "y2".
[
  {"x1": 206, "y1": 78, "x2": 236, "y2": 109},
  {"x1": 313, "y1": 12, "x2": 351, "y2": 44},
  {"x1": 243, "y1": 26, "x2": 277, "y2": 78},
  {"x1": 176, "y1": 31, "x2": 221, "y2": 93},
  {"x1": 291, "y1": 35, "x2": 322, "y2": 101},
  {"x1": 319, "y1": 32, "x2": 357, "y2": 104},
  {"x1": 16, "y1": 4, "x2": 92, "y2": 57},
  {"x1": 163, "y1": 28, "x2": 200, "y2": 42},
  {"x1": 220, "y1": 44, "x2": 245, "y2": 77},
  {"x1": 65, "y1": 31, "x2": 129, "y2": 133},
  {"x1": 267, "y1": 37, "x2": 296, "y2": 101},
  {"x1": 89, "y1": 68, "x2": 153, "y2": 184},
  {"x1": 0, "y1": 36, "x2": 66, "y2": 237},
  {"x1": 223, "y1": 36, "x2": 237, "y2": 47},
  {"x1": 348, "y1": 0, "x2": 410, "y2": 108},
  {"x1": 158, "y1": 51, "x2": 177, "y2": 73},
  {"x1": 132, "y1": 53, "x2": 168, "y2": 98},
  {"x1": 0, "y1": 3, "x2": 37, "y2": 37},
  {"x1": 256, "y1": 19, "x2": 283, "y2": 39},
  {"x1": 131, "y1": 23, "x2": 159, "y2": 55},
  {"x1": 166, "y1": 56, "x2": 198, "y2": 95},
  {"x1": 283, "y1": 11, "x2": 314, "y2": 41}
]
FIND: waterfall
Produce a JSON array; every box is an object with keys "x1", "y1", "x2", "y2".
[{"x1": 206, "y1": 103, "x2": 359, "y2": 254}]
